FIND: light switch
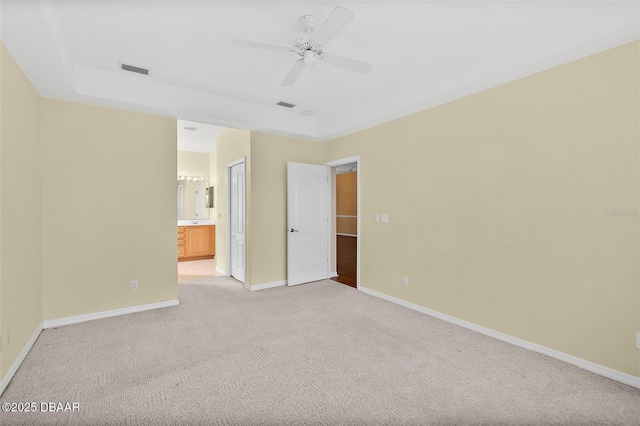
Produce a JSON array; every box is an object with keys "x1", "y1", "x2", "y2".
[
  {"x1": 381, "y1": 213, "x2": 389, "y2": 223},
  {"x1": 375, "y1": 213, "x2": 380, "y2": 222}
]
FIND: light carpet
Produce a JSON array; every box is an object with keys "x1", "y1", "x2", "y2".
[{"x1": 1, "y1": 277, "x2": 639, "y2": 425}]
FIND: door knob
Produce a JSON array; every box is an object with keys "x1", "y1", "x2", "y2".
[{"x1": 289, "y1": 228, "x2": 299, "y2": 233}]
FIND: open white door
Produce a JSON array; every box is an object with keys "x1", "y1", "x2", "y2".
[
  {"x1": 287, "y1": 162, "x2": 329, "y2": 286},
  {"x1": 230, "y1": 161, "x2": 246, "y2": 283}
]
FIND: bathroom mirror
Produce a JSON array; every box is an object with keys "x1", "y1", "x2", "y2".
[{"x1": 177, "y1": 180, "x2": 210, "y2": 220}]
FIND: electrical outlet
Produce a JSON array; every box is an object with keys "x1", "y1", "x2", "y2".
[
  {"x1": 381, "y1": 213, "x2": 389, "y2": 223},
  {"x1": 636, "y1": 332, "x2": 640, "y2": 349},
  {"x1": 374, "y1": 213, "x2": 380, "y2": 222},
  {"x1": 131, "y1": 280, "x2": 139, "y2": 290},
  {"x1": 402, "y1": 276, "x2": 409, "y2": 286}
]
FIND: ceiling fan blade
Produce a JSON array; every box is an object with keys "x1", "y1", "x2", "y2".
[
  {"x1": 312, "y1": 6, "x2": 355, "y2": 46},
  {"x1": 322, "y1": 54, "x2": 372, "y2": 75},
  {"x1": 233, "y1": 39, "x2": 292, "y2": 52},
  {"x1": 281, "y1": 60, "x2": 306, "y2": 86}
]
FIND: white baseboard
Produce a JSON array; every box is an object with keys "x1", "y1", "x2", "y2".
[
  {"x1": 43, "y1": 299, "x2": 180, "y2": 329},
  {"x1": 249, "y1": 280, "x2": 287, "y2": 291},
  {"x1": 0, "y1": 322, "x2": 43, "y2": 396},
  {"x1": 359, "y1": 287, "x2": 640, "y2": 390},
  {"x1": 329, "y1": 271, "x2": 338, "y2": 278},
  {"x1": 216, "y1": 266, "x2": 228, "y2": 276}
]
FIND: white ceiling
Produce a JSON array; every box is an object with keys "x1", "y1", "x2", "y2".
[
  {"x1": 1, "y1": 1, "x2": 638, "y2": 141},
  {"x1": 177, "y1": 120, "x2": 226, "y2": 153}
]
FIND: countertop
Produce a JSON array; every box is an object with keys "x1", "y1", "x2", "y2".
[{"x1": 177, "y1": 220, "x2": 215, "y2": 226}]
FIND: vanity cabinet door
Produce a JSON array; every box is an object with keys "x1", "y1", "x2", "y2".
[
  {"x1": 186, "y1": 226, "x2": 212, "y2": 257},
  {"x1": 178, "y1": 225, "x2": 214, "y2": 261}
]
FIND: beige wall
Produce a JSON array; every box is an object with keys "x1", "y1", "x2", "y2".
[
  {"x1": 215, "y1": 129, "x2": 250, "y2": 278},
  {"x1": 177, "y1": 150, "x2": 209, "y2": 178},
  {"x1": 324, "y1": 41, "x2": 640, "y2": 377},
  {"x1": 1, "y1": 42, "x2": 3, "y2": 377},
  {"x1": 41, "y1": 99, "x2": 178, "y2": 320},
  {"x1": 0, "y1": 44, "x2": 43, "y2": 378},
  {"x1": 249, "y1": 133, "x2": 323, "y2": 286}
]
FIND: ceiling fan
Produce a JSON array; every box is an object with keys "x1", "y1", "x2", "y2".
[{"x1": 233, "y1": 6, "x2": 372, "y2": 87}]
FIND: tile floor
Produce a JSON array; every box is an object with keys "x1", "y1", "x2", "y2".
[{"x1": 178, "y1": 258, "x2": 222, "y2": 283}]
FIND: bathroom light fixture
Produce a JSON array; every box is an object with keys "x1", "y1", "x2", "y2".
[{"x1": 178, "y1": 175, "x2": 206, "y2": 182}]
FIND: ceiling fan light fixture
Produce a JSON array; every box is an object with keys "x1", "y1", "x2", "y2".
[{"x1": 303, "y1": 50, "x2": 315, "y2": 64}]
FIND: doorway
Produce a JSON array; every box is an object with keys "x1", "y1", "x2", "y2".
[
  {"x1": 176, "y1": 119, "x2": 220, "y2": 283},
  {"x1": 325, "y1": 156, "x2": 360, "y2": 289}
]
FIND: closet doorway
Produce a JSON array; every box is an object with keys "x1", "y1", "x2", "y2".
[{"x1": 326, "y1": 157, "x2": 360, "y2": 288}]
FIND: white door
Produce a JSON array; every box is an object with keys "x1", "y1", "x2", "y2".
[
  {"x1": 287, "y1": 162, "x2": 329, "y2": 286},
  {"x1": 230, "y1": 162, "x2": 246, "y2": 283}
]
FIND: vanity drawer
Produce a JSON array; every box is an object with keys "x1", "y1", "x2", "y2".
[
  {"x1": 178, "y1": 227, "x2": 185, "y2": 255},
  {"x1": 178, "y1": 224, "x2": 215, "y2": 261}
]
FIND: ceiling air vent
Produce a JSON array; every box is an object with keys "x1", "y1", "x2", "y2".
[
  {"x1": 121, "y1": 63, "x2": 149, "y2": 75},
  {"x1": 276, "y1": 101, "x2": 296, "y2": 108}
]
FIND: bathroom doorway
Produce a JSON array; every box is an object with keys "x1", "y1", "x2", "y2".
[{"x1": 176, "y1": 119, "x2": 225, "y2": 283}]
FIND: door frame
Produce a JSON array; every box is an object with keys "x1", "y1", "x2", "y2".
[
  {"x1": 324, "y1": 155, "x2": 361, "y2": 290},
  {"x1": 227, "y1": 157, "x2": 246, "y2": 284}
]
